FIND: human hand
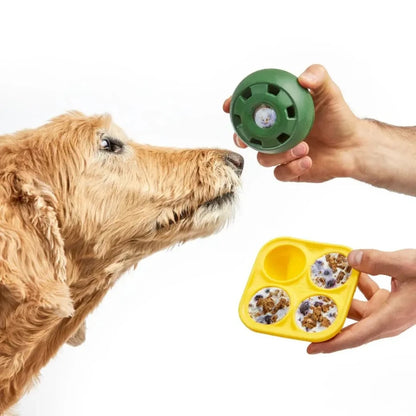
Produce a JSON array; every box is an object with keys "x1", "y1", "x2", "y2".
[
  {"x1": 307, "y1": 249, "x2": 416, "y2": 354},
  {"x1": 223, "y1": 64, "x2": 363, "y2": 182}
]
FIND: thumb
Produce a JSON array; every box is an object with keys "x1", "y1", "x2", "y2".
[
  {"x1": 298, "y1": 64, "x2": 341, "y2": 99},
  {"x1": 348, "y1": 249, "x2": 416, "y2": 280}
]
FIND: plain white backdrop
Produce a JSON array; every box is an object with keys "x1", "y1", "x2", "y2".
[{"x1": 1, "y1": 0, "x2": 416, "y2": 415}]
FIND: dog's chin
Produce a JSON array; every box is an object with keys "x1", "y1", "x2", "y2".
[
  {"x1": 155, "y1": 191, "x2": 238, "y2": 236},
  {"x1": 191, "y1": 191, "x2": 237, "y2": 233}
]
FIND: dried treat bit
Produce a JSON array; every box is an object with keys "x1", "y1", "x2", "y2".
[
  {"x1": 302, "y1": 316, "x2": 316, "y2": 329},
  {"x1": 296, "y1": 295, "x2": 337, "y2": 333},
  {"x1": 321, "y1": 317, "x2": 331, "y2": 327},
  {"x1": 337, "y1": 271, "x2": 346, "y2": 284},
  {"x1": 248, "y1": 287, "x2": 290, "y2": 325},
  {"x1": 257, "y1": 296, "x2": 276, "y2": 314}
]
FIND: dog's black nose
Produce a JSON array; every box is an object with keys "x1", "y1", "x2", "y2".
[{"x1": 225, "y1": 152, "x2": 244, "y2": 177}]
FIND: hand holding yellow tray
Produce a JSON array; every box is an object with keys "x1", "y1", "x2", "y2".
[{"x1": 239, "y1": 237, "x2": 360, "y2": 342}]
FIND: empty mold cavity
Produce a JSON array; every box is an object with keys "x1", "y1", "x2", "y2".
[
  {"x1": 286, "y1": 105, "x2": 296, "y2": 118},
  {"x1": 248, "y1": 287, "x2": 290, "y2": 325},
  {"x1": 267, "y1": 84, "x2": 280, "y2": 96},
  {"x1": 295, "y1": 295, "x2": 337, "y2": 333},
  {"x1": 310, "y1": 253, "x2": 352, "y2": 289},
  {"x1": 264, "y1": 244, "x2": 306, "y2": 282}
]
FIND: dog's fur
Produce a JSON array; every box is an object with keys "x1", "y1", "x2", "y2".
[{"x1": 0, "y1": 112, "x2": 242, "y2": 413}]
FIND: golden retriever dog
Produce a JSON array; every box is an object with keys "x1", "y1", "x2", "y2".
[{"x1": 0, "y1": 112, "x2": 243, "y2": 413}]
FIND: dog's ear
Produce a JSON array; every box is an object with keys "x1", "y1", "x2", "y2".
[{"x1": 0, "y1": 171, "x2": 73, "y2": 317}]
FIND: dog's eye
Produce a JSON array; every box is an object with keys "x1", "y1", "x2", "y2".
[{"x1": 100, "y1": 137, "x2": 123, "y2": 154}]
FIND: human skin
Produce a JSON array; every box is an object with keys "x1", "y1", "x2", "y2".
[{"x1": 223, "y1": 64, "x2": 416, "y2": 352}]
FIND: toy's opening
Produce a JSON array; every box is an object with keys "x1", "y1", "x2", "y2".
[
  {"x1": 254, "y1": 104, "x2": 277, "y2": 129},
  {"x1": 264, "y1": 244, "x2": 306, "y2": 282}
]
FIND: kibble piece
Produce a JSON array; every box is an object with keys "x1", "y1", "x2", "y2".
[
  {"x1": 321, "y1": 317, "x2": 331, "y2": 327},
  {"x1": 257, "y1": 296, "x2": 276, "y2": 314}
]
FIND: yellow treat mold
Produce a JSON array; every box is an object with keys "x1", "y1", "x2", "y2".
[{"x1": 239, "y1": 237, "x2": 359, "y2": 342}]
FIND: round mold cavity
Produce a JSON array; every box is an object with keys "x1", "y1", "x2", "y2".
[
  {"x1": 295, "y1": 295, "x2": 338, "y2": 333},
  {"x1": 310, "y1": 252, "x2": 352, "y2": 289},
  {"x1": 253, "y1": 104, "x2": 277, "y2": 129},
  {"x1": 248, "y1": 287, "x2": 290, "y2": 325},
  {"x1": 263, "y1": 244, "x2": 306, "y2": 282}
]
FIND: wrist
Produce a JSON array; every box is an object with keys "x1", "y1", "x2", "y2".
[
  {"x1": 330, "y1": 118, "x2": 373, "y2": 180},
  {"x1": 349, "y1": 118, "x2": 416, "y2": 195},
  {"x1": 348, "y1": 118, "x2": 381, "y2": 183}
]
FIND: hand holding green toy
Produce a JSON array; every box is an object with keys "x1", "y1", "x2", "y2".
[{"x1": 224, "y1": 64, "x2": 416, "y2": 194}]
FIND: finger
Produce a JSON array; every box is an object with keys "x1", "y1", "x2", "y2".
[
  {"x1": 273, "y1": 156, "x2": 312, "y2": 182},
  {"x1": 233, "y1": 133, "x2": 247, "y2": 148},
  {"x1": 348, "y1": 249, "x2": 416, "y2": 280},
  {"x1": 307, "y1": 310, "x2": 386, "y2": 354},
  {"x1": 347, "y1": 298, "x2": 367, "y2": 321},
  {"x1": 298, "y1": 64, "x2": 340, "y2": 99},
  {"x1": 223, "y1": 97, "x2": 231, "y2": 113},
  {"x1": 357, "y1": 272, "x2": 379, "y2": 300},
  {"x1": 257, "y1": 142, "x2": 309, "y2": 167}
]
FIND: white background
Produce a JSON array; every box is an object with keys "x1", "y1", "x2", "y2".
[{"x1": 1, "y1": 1, "x2": 416, "y2": 415}]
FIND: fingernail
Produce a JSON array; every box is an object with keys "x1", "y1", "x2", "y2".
[
  {"x1": 348, "y1": 250, "x2": 363, "y2": 267},
  {"x1": 292, "y1": 143, "x2": 307, "y2": 157},
  {"x1": 299, "y1": 157, "x2": 311, "y2": 170}
]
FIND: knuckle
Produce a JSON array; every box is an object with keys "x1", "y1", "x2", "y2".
[
  {"x1": 399, "y1": 250, "x2": 416, "y2": 275},
  {"x1": 362, "y1": 250, "x2": 381, "y2": 272}
]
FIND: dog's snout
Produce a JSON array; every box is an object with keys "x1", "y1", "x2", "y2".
[{"x1": 225, "y1": 152, "x2": 244, "y2": 177}]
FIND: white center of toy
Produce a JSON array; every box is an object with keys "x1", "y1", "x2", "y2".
[{"x1": 254, "y1": 105, "x2": 277, "y2": 129}]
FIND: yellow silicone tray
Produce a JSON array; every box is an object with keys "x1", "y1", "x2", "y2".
[{"x1": 239, "y1": 237, "x2": 360, "y2": 342}]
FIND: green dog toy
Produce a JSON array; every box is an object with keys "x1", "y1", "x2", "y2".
[{"x1": 230, "y1": 69, "x2": 315, "y2": 154}]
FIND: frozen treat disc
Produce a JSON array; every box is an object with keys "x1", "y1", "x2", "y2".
[
  {"x1": 296, "y1": 295, "x2": 337, "y2": 333},
  {"x1": 311, "y1": 253, "x2": 352, "y2": 289},
  {"x1": 248, "y1": 287, "x2": 290, "y2": 325}
]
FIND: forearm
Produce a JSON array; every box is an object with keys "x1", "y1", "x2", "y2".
[{"x1": 350, "y1": 119, "x2": 416, "y2": 196}]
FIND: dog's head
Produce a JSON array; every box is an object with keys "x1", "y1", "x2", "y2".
[{"x1": 1, "y1": 112, "x2": 243, "y2": 275}]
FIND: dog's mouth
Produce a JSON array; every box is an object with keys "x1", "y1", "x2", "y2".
[
  {"x1": 200, "y1": 191, "x2": 235, "y2": 209},
  {"x1": 155, "y1": 190, "x2": 237, "y2": 231}
]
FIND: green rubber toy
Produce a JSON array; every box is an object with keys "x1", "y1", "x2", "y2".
[{"x1": 230, "y1": 69, "x2": 315, "y2": 154}]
